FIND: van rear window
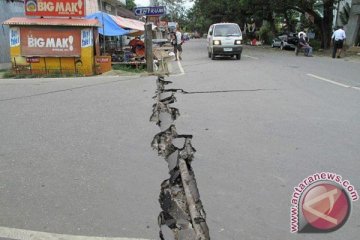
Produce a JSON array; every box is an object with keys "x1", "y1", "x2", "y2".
[{"x1": 214, "y1": 24, "x2": 241, "y2": 37}]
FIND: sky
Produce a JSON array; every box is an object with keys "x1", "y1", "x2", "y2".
[{"x1": 135, "y1": 0, "x2": 194, "y2": 8}]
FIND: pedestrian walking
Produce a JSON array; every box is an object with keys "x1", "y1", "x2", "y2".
[
  {"x1": 332, "y1": 26, "x2": 346, "y2": 58},
  {"x1": 171, "y1": 26, "x2": 183, "y2": 61}
]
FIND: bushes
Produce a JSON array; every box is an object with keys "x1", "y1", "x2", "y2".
[
  {"x1": 258, "y1": 22, "x2": 274, "y2": 45},
  {"x1": 309, "y1": 39, "x2": 321, "y2": 51}
]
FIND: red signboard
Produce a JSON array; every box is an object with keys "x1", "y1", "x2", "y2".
[
  {"x1": 25, "y1": 0, "x2": 85, "y2": 17},
  {"x1": 21, "y1": 27, "x2": 81, "y2": 57},
  {"x1": 96, "y1": 57, "x2": 110, "y2": 63}
]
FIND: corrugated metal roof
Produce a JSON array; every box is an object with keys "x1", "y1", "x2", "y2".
[{"x1": 3, "y1": 17, "x2": 101, "y2": 27}]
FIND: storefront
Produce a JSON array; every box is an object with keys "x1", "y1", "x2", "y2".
[
  {"x1": 4, "y1": 17, "x2": 100, "y2": 76},
  {"x1": 85, "y1": 11, "x2": 148, "y2": 67},
  {"x1": 2, "y1": 0, "x2": 107, "y2": 76}
]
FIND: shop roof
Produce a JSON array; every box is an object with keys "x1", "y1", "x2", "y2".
[
  {"x1": 85, "y1": 11, "x2": 145, "y2": 33},
  {"x1": 3, "y1": 17, "x2": 101, "y2": 27},
  {"x1": 85, "y1": 12, "x2": 129, "y2": 36},
  {"x1": 110, "y1": 15, "x2": 144, "y2": 31}
]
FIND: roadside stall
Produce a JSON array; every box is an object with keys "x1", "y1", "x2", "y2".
[
  {"x1": 4, "y1": 18, "x2": 100, "y2": 76},
  {"x1": 86, "y1": 11, "x2": 146, "y2": 68},
  {"x1": 3, "y1": 0, "x2": 102, "y2": 76}
]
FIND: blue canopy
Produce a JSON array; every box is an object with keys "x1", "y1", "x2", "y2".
[{"x1": 85, "y1": 12, "x2": 129, "y2": 36}]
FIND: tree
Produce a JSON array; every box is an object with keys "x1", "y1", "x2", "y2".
[
  {"x1": 126, "y1": 0, "x2": 136, "y2": 10},
  {"x1": 186, "y1": 0, "x2": 212, "y2": 34},
  {"x1": 339, "y1": 2, "x2": 350, "y2": 25},
  {"x1": 187, "y1": 0, "x2": 246, "y2": 34},
  {"x1": 153, "y1": 0, "x2": 188, "y2": 27},
  {"x1": 292, "y1": 0, "x2": 339, "y2": 49},
  {"x1": 247, "y1": 0, "x2": 340, "y2": 48},
  {"x1": 187, "y1": 0, "x2": 339, "y2": 48}
]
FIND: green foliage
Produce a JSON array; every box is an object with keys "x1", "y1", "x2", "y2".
[
  {"x1": 155, "y1": 0, "x2": 187, "y2": 27},
  {"x1": 2, "y1": 71, "x2": 16, "y2": 79},
  {"x1": 309, "y1": 39, "x2": 321, "y2": 50},
  {"x1": 1, "y1": 70, "x2": 84, "y2": 79},
  {"x1": 126, "y1": 0, "x2": 136, "y2": 10},
  {"x1": 258, "y1": 22, "x2": 274, "y2": 44},
  {"x1": 186, "y1": 0, "x2": 245, "y2": 34},
  {"x1": 184, "y1": 0, "x2": 340, "y2": 48},
  {"x1": 112, "y1": 64, "x2": 145, "y2": 73}
]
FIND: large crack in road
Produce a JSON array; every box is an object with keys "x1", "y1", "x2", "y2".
[{"x1": 150, "y1": 76, "x2": 210, "y2": 240}]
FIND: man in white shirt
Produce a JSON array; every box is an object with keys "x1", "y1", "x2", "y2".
[
  {"x1": 331, "y1": 26, "x2": 346, "y2": 58},
  {"x1": 175, "y1": 27, "x2": 183, "y2": 60}
]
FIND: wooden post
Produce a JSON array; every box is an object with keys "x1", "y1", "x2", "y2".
[{"x1": 145, "y1": 23, "x2": 153, "y2": 72}]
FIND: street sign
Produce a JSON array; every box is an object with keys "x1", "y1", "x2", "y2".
[{"x1": 134, "y1": 6, "x2": 165, "y2": 16}]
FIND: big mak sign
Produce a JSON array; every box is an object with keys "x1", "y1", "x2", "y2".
[
  {"x1": 25, "y1": 0, "x2": 85, "y2": 17},
  {"x1": 21, "y1": 27, "x2": 81, "y2": 57}
]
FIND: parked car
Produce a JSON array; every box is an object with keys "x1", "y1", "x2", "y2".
[
  {"x1": 272, "y1": 33, "x2": 299, "y2": 50},
  {"x1": 182, "y1": 32, "x2": 190, "y2": 41},
  {"x1": 193, "y1": 31, "x2": 201, "y2": 38},
  {"x1": 207, "y1": 23, "x2": 243, "y2": 60}
]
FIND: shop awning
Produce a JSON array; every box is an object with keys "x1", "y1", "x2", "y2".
[
  {"x1": 85, "y1": 12, "x2": 129, "y2": 36},
  {"x1": 109, "y1": 15, "x2": 145, "y2": 31},
  {"x1": 86, "y1": 11, "x2": 145, "y2": 32},
  {"x1": 3, "y1": 17, "x2": 101, "y2": 27}
]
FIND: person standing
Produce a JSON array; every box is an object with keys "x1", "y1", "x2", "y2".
[
  {"x1": 332, "y1": 26, "x2": 346, "y2": 58},
  {"x1": 172, "y1": 26, "x2": 183, "y2": 61}
]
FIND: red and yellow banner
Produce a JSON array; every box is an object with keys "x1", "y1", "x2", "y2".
[
  {"x1": 21, "y1": 27, "x2": 81, "y2": 57},
  {"x1": 25, "y1": 0, "x2": 85, "y2": 17}
]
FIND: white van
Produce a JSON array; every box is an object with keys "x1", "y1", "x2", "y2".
[{"x1": 207, "y1": 23, "x2": 243, "y2": 60}]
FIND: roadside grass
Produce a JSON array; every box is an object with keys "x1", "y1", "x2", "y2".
[
  {"x1": 0, "y1": 70, "x2": 84, "y2": 79},
  {"x1": 112, "y1": 64, "x2": 146, "y2": 74},
  {"x1": 0, "y1": 65, "x2": 146, "y2": 78}
]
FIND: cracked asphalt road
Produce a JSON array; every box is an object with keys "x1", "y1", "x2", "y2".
[{"x1": 0, "y1": 39, "x2": 359, "y2": 240}]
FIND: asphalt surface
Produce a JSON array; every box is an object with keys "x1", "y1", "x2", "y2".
[{"x1": 0, "y1": 39, "x2": 359, "y2": 240}]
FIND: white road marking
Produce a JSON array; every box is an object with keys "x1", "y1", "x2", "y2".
[
  {"x1": 177, "y1": 60, "x2": 185, "y2": 75},
  {"x1": 0, "y1": 226, "x2": 152, "y2": 240},
  {"x1": 344, "y1": 59, "x2": 360, "y2": 64},
  {"x1": 307, "y1": 73, "x2": 360, "y2": 91},
  {"x1": 243, "y1": 55, "x2": 259, "y2": 60}
]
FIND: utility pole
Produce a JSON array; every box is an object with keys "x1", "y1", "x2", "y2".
[
  {"x1": 145, "y1": 23, "x2": 153, "y2": 72},
  {"x1": 99, "y1": 0, "x2": 105, "y2": 54}
]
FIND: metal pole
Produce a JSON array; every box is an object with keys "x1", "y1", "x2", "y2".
[
  {"x1": 145, "y1": 23, "x2": 153, "y2": 72},
  {"x1": 100, "y1": 0, "x2": 106, "y2": 54}
]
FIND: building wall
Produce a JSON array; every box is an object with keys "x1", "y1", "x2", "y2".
[
  {"x1": 85, "y1": 0, "x2": 100, "y2": 15},
  {"x1": 86, "y1": 0, "x2": 127, "y2": 15},
  {"x1": 0, "y1": 0, "x2": 25, "y2": 69}
]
